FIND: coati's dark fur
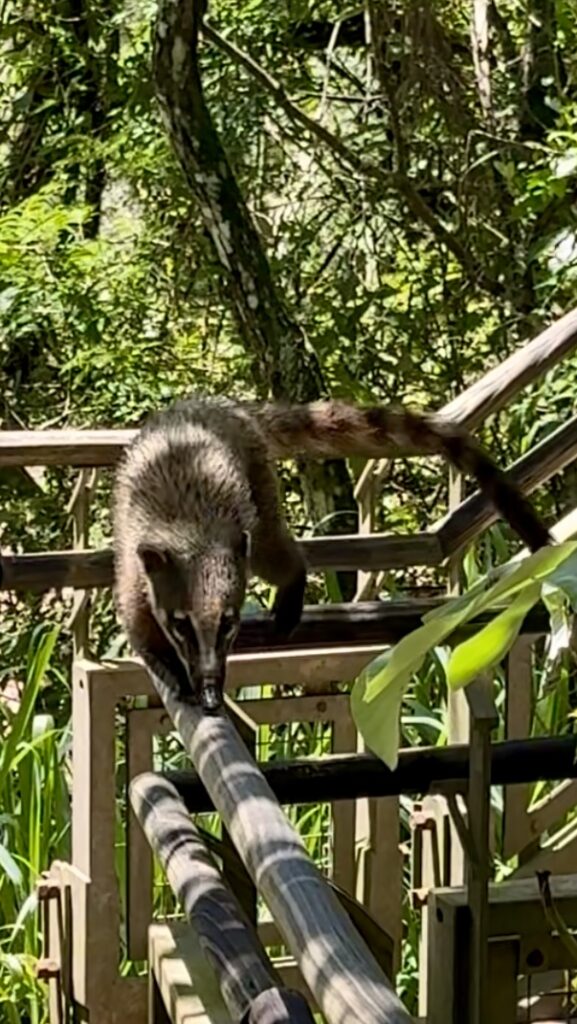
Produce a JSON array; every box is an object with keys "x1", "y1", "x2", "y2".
[{"x1": 112, "y1": 395, "x2": 551, "y2": 711}]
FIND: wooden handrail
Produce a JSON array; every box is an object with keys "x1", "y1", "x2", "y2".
[
  {"x1": 356, "y1": 305, "x2": 577, "y2": 499},
  {"x1": 442, "y1": 306, "x2": 577, "y2": 429},
  {"x1": 435, "y1": 415, "x2": 577, "y2": 556},
  {"x1": 168, "y1": 735, "x2": 577, "y2": 811},
  {"x1": 3, "y1": 413, "x2": 576, "y2": 593},
  {"x1": 145, "y1": 673, "x2": 414, "y2": 1023},
  {"x1": 0, "y1": 429, "x2": 136, "y2": 467},
  {"x1": 0, "y1": 535, "x2": 443, "y2": 592},
  {"x1": 3, "y1": 308, "x2": 577, "y2": 470}
]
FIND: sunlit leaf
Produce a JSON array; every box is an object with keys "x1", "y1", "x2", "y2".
[
  {"x1": 447, "y1": 582, "x2": 542, "y2": 689},
  {"x1": 0, "y1": 843, "x2": 22, "y2": 887},
  {"x1": 351, "y1": 659, "x2": 408, "y2": 769}
]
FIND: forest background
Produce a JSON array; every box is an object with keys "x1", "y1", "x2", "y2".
[{"x1": 1, "y1": 0, "x2": 577, "y2": 1020}]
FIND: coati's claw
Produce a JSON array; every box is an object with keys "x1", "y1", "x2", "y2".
[{"x1": 200, "y1": 679, "x2": 224, "y2": 715}]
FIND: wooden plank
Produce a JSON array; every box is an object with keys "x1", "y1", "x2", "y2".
[
  {"x1": 0, "y1": 533, "x2": 441, "y2": 593},
  {"x1": 69, "y1": 469, "x2": 95, "y2": 657},
  {"x1": 148, "y1": 921, "x2": 232, "y2": 1023},
  {"x1": 71, "y1": 663, "x2": 123, "y2": 1019},
  {"x1": 503, "y1": 636, "x2": 534, "y2": 859},
  {"x1": 432, "y1": 872, "x2": 577, "y2": 932},
  {"x1": 304, "y1": 532, "x2": 441, "y2": 570},
  {"x1": 446, "y1": 466, "x2": 467, "y2": 887},
  {"x1": 238, "y1": 693, "x2": 351, "y2": 725},
  {"x1": 435, "y1": 415, "x2": 577, "y2": 556},
  {"x1": 355, "y1": 795, "x2": 402, "y2": 972},
  {"x1": 442, "y1": 305, "x2": 577, "y2": 428},
  {"x1": 146, "y1": 673, "x2": 413, "y2": 1024},
  {"x1": 331, "y1": 711, "x2": 357, "y2": 895},
  {"x1": 126, "y1": 708, "x2": 156, "y2": 962},
  {"x1": 0, "y1": 429, "x2": 136, "y2": 467},
  {"x1": 100, "y1": 648, "x2": 384, "y2": 694},
  {"x1": 168, "y1": 734, "x2": 577, "y2": 812},
  {"x1": 131, "y1": 775, "x2": 314, "y2": 1022}
]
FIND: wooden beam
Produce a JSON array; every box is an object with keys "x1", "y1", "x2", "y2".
[
  {"x1": 435, "y1": 415, "x2": 577, "y2": 556},
  {"x1": 0, "y1": 533, "x2": 441, "y2": 593},
  {"x1": 148, "y1": 921, "x2": 233, "y2": 1023},
  {"x1": 167, "y1": 735, "x2": 577, "y2": 813},
  {"x1": 131, "y1": 774, "x2": 315, "y2": 1023},
  {"x1": 6, "y1": 305, "x2": 577, "y2": 472},
  {"x1": 354, "y1": 304, "x2": 577, "y2": 502},
  {"x1": 148, "y1": 674, "x2": 413, "y2": 1024},
  {"x1": 442, "y1": 305, "x2": 577, "y2": 429},
  {"x1": 0, "y1": 429, "x2": 136, "y2": 467}
]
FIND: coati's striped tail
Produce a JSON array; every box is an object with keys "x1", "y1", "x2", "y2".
[{"x1": 252, "y1": 401, "x2": 551, "y2": 554}]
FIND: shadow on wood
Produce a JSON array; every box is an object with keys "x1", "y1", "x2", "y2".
[{"x1": 145, "y1": 669, "x2": 413, "y2": 1024}]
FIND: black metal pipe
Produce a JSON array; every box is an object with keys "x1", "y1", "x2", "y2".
[{"x1": 167, "y1": 735, "x2": 577, "y2": 812}]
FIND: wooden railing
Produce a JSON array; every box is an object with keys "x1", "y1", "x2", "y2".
[
  {"x1": 3, "y1": 306, "x2": 577, "y2": 602},
  {"x1": 355, "y1": 304, "x2": 577, "y2": 595},
  {"x1": 9, "y1": 304, "x2": 577, "y2": 1024}
]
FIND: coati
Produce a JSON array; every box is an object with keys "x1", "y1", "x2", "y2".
[{"x1": 112, "y1": 395, "x2": 551, "y2": 712}]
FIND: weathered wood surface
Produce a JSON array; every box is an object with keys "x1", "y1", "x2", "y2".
[
  {"x1": 0, "y1": 533, "x2": 441, "y2": 593},
  {"x1": 149, "y1": 674, "x2": 413, "y2": 1024},
  {"x1": 0, "y1": 429, "x2": 136, "y2": 467},
  {"x1": 167, "y1": 734, "x2": 577, "y2": 813},
  {"x1": 435, "y1": 415, "x2": 577, "y2": 554},
  {"x1": 130, "y1": 774, "x2": 315, "y2": 1023},
  {"x1": 149, "y1": 921, "x2": 234, "y2": 1023},
  {"x1": 442, "y1": 305, "x2": 577, "y2": 429}
]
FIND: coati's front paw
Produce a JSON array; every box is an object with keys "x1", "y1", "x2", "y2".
[
  {"x1": 273, "y1": 571, "x2": 306, "y2": 638},
  {"x1": 199, "y1": 679, "x2": 224, "y2": 715}
]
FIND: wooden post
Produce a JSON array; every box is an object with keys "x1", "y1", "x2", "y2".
[
  {"x1": 146, "y1": 671, "x2": 413, "y2": 1024},
  {"x1": 446, "y1": 466, "x2": 468, "y2": 887},
  {"x1": 465, "y1": 677, "x2": 497, "y2": 1024},
  {"x1": 67, "y1": 468, "x2": 96, "y2": 658},
  {"x1": 130, "y1": 773, "x2": 315, "y2": 1023}
]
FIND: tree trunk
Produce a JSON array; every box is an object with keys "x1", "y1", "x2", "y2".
[{"x1": 153, "y1": 0, "x2": 358, "y2": 595}]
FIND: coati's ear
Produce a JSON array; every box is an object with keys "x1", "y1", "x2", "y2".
[
  {"x1": 137, "y1": 544, "x2": 169, "y2": 578},
  {"x1": 239, "y1": 530, "x2": 251, "y2": 561}
]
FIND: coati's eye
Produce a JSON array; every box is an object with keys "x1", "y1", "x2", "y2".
[{"x1": 167, "y1": 612, "x2": 199, "y2": 649}]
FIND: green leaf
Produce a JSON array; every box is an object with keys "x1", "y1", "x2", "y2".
[
  {"x1": 543, "y1": 549, "x2": 577, "y2": 609},
  {"x1": 0, "y1": 843, "x2": 22, "y2": 887},
  {"x1": 363, "y1": 602, "x2": 472, "y2": 705},
  {"x1": 0, "y1": 625, "x2": 59, "y2": 795},
  {"x1": 447, "y1": 581, "x2": 542, "y2": 690},
  {"x1": 351, "y1": 655, "x2": 408, "y2": 769}
]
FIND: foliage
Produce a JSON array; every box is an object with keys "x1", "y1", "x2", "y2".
[
  {"x1": 352, "y1": 543, "x2": 577, "y2": 768},
  {"x1": 0, "y1": 625, "x2": 67, "y2": 1024},
  {"x1": 2, "y1": 0, "x2": 577, "y2": 1017}
]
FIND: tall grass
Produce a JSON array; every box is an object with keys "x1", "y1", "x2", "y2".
[{"x1": 0, "y1": 624, "x2": 69, "y2": 1024}]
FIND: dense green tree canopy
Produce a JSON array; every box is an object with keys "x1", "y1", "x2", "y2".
[{"x1": 2, "y1": 1, "x2": 577, "y2": 1017}]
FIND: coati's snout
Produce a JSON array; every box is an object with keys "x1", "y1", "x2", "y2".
[{"x1": 137, "y1": 535, "x2": 247, "y2": 711}]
